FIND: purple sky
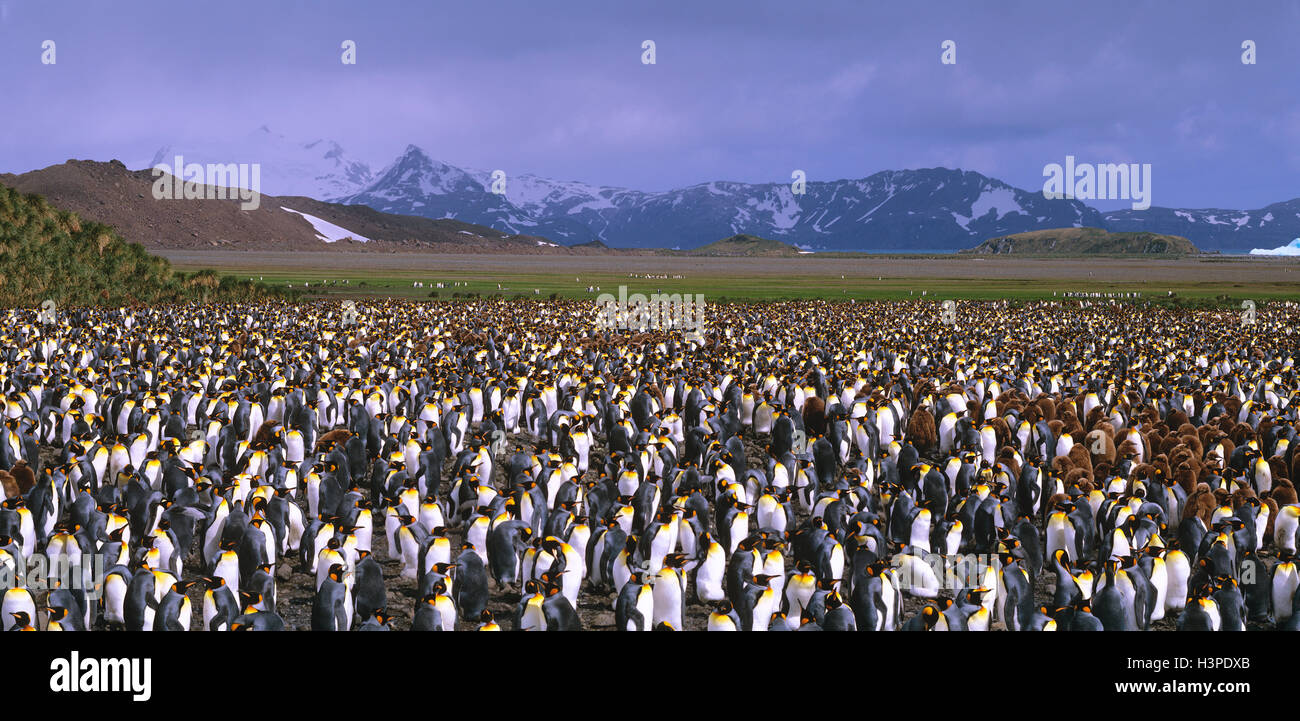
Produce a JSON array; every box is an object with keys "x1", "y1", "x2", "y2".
[{"x1": 1, "y1": 0, "x2": 1297, "y2": 209}]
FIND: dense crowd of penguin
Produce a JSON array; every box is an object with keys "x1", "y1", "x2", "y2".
[{"x1": 1, "y1": 297, "x2": 1298, "y2": 631}]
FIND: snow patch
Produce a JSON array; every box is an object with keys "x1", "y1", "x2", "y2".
[
  {"x1": 750, "y1": 190, "x2": 801, "y2": 230},
  {"x1": 953, "y1": 186, "x2": 1021, "y2": 229},
  {"x1": 281, "y1": 207, "x2": 370, "y2": 243}
]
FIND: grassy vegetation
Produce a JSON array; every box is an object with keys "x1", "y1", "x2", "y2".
[
  {"x1": 0, "y1": 185, "x2": 291, "y2": 307},
  {"x1": 963, "y1": 227, "x2": 1200, "y2": 256},
  {"x1": 677, "y1": 234, "x2": 803, "y2": 257},
  {"x1": 161, "y1": 253, "x2": 1300, "y2": 306}
]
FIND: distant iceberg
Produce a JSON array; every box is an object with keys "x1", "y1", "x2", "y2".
[{"x1": 1250, "y1": 238, "x2": 1300, "y2": 256}]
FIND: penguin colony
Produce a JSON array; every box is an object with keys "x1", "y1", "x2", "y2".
[{"x1": 1, "y1": 297, "x2": 1298, "y2": 632}]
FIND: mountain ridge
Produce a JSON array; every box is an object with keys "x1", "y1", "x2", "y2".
[{"x1": 44, "y1": 129, "x2": 1300, "y2": 253}]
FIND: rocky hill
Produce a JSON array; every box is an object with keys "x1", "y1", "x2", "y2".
[{"x1": 960, "y1": 227, "x2": 1200, "y2": 256}]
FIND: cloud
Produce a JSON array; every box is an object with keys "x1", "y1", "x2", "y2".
[{"x1": 826, "y1": 62, "x2": 876, "y2": 99}]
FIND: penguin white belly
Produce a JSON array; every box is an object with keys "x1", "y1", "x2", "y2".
[
  {"x1": 1164, "y1": 551, "x2": 1190, "y2": 612},
  {"x1": 727, "y1": 513, "x2": 748, "y2": 555},
  {"x1": 708, "y1": 613, "x2": 737, "y2": 631},
  {"x1": 909, "y1": 512, "x2": 932, "y2": 554},
  {"x1": 1148, "y1": 559, "x2": 1167, "y2": 622},
  {"x1": 435, "y1": 596, "x2": 457, "y2": 631},
  {"x1": 1273, "y1": 563, "x2": 1298, "y2": 621},
  {"x1": 938, "y1": 415, "x2": 957, "y2": 453},
  {"x1": 763, "y1": 554, "x2": 785, "y2": 601},
  {"x1": 827, "y1": 542, "x2": 845, "y2": 582},
  {"x1": 631, "y1": 587, "x2": 654, "y2": 631},
  {"x1": 651, "y1": 571, "x2": 683, "y2": 629},
  {"x1": 103, "y1": 576, "x2": 128, "y2": 625},
  {"x1": 213, "y1": 555, "x2": 240, "y2": 595},
  {"x1": 203, "y1": 594, "x2": 224, "y2": 632},
  {"x1": 398, "y1": 528, "x2": 421, "y2": 578},
  {"x1": 1275, "y1": 506, "x2": 1300, "y2": 555},
  {"x1": 979, "y1": 427, "x2": 997, "y2": 465},
  {"x1": 177, "y1": 597, "x2": 192, "y2": 631},
  {"x1": 696, "y1": 547, "x2": 726, "y2": 602},
  {"x1": 784, "y1": 576, "x2": 815, "y2": 627},
  {"x1": 751, "y1": 589, "x2": 776, "y2": 631},
  {"x1": 1055, "y1": 434, "x2": 1074, "y2": 460},
  {"x1": 881, "y1": 573, "x2": 900, "y2": 630},
  {"x1": 895, "y1": 554, "x2": 939, "y2": 598}
]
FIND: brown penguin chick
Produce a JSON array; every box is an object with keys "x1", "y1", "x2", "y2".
[
  {"x1": 1059, "y1": 412, "x2": 1085, "y2": 440},
  {"x1": 1022, "y1": 404, "x2": 1041, "y2": 426},
  {"x1": 1269, "y1": 456, "x2": 1290, "y2": 483},
  {"x1": 904, "y1": 406, "x2": 937, "y2": 457},
  {"x1": 802, "y1": 396, "x2": 827, "y2": 437},
  {"x1": 314, "y1": 428, "x2": 353, "y2": 453},
  {"x1": 1183, "y1": 483, "x2": 1217, "y2": 524},
  {"x1": 988, "y1": 416, "x2": 1012, "y2": 449},
  {"x1": 1084, "y1": 427, "x2": 1116, "y2": 464},
  {"x1": 996, "y1": 448, "x2": 1020, "y2": 480},
  {"x1": 1051, "y1": 455, "x2": 1074, "y2": 477},
  {"x1": 1150, "y1": 455, "x2": 1173, "y2": 481},
  {"x1": 1196, "y1": 424, "x2": 1220, "y2": 452},
  {"x1": 1033, "y1": 396, "x2": 1056, "y2": 423},
  {"x1": 1116, "y1": 439, "x2": 1141, "y2": 462},
  {"x1": 1269, "y1": 478, "x2": 1298, "y2": 506},
  {"x1": 9, "y1": 460, "x2": 35, "y2": 496},
  {"x1": 1066, "y1": 443, "x2": 1094, "y2": 480},
  {"x1": 1065, "y1": 467, "x2": 1092, "y2": 489},
  {"x1": 1173, "y1": 462, "x2": 1198, "y2": 495},
  {"x1": 1045, "y1": 492, "x2": 1071, "y2": 509},
  {"x1": 0, "y1": 470, "x2": 16, "y2": 500},
  {"x1": 1231, "y1": 486, "x2": 1258, "y2": 511},
  {"x1": 1230, "y1": 424, "x2": 1254, "y2": 447},
  {"x1": 1165, "y1": 408, "x2": 1190, "y2": 431},
  {"x1": 252, "y1": 420, "x2": 282, "y2": 446},
  {"x1": 1157, "y1": 434, "x2": 1182, "y2": 458},
  {"x1": 1083, "y1": 406, "x2": 1109, "y2": 433},
  {"x1": 1178, "y1": 433, "x2": 1204, "y2": 459},
  {"x1": 1222, "y1": 396, "x2": 1242, "y2": 420}
]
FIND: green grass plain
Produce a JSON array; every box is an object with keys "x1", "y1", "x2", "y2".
[{"x1": 158, "y1": 250, "x2": 1300, "y2": 305}]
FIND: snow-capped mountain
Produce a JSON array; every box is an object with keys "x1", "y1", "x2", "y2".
[
  {"x1": 573, "y1": 170, "x2": 1104, "y2": 251},
  {"x1": 181, "y1": 130, "x2": 1300, "y2": 251},
  {"x1": 147, "y1": 126, "x2": 373, "y2": 200},
  {"x1": 345, "y1": 150, "x2": 1104, "y2": 250},
  {"x1": 336, "y1": 146, "x2": 597, "y2": 242},
  {"x1": 1103, "y1": 199, "x2": 1300, "y2": 253}
]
